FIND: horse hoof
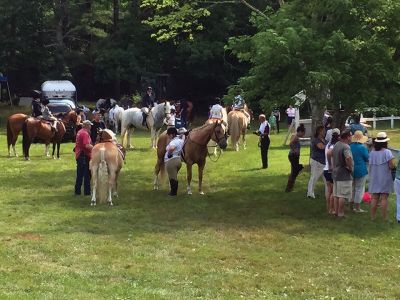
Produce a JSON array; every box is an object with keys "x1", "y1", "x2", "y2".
[
  {"x1": 109, "y1": 202, "x2": 114, "y2": 206},
  {"x1": 91, "y1": 202, "x2": 96, "y2": 206},
  {"x1": 199, "y1": 191, "x2": 205, "y2": 195}
]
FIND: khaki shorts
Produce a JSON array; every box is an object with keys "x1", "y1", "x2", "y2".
[{"x1": 333, "y1": 180, "x2": 352, "y2": 199}]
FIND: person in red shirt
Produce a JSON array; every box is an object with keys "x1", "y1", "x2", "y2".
[{"x1": 75, "y1": 120, "x2": 94, "y2": 196}]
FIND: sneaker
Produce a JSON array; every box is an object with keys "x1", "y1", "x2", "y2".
[
  {"x1": 307, "y1": 194, "x2": 315, "y2": 199},
  {"x1": 353, "y1": 208, "x2": 366, "y2": 213}
]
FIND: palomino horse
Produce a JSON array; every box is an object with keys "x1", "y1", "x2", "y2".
[
  {"x1": 120, "y1": 101, "x2": 171, "y2": 149},
  {"x1": 22, "y1": 111, "x2": 80, "y2": 160},
  {"x1": 7, "y1": 113, "x2": 29, "y2": 157},
  {"x1": 228, "y1": 108, "x2": 250, "y2": 151},
  {"x1": 90, "y1": 129, "x2": 124, "y2": 206},
  {"x1": 108, "y1": 104, "x2": 124, "y2": 134},
  {"x1": 153, "y1": 121, "x2": 227, "y2": 194}
]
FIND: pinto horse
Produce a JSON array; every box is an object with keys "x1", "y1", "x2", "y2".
[
  {"x1": 153, "y1": 121, "x2": 227, "y2": 195},
  {"x1": 90, "y1": 129, "x2": 124, "y2": 206},
  {"x1": 7, "y1": 113, "x2": 29, "y2": 157},
  {"x1": 22, "y1": 111, "x2": 80, "y2": 160}
]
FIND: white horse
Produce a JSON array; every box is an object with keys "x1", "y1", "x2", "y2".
[
  {"x1": 108, "y1": 105, "x2": 124, "y2": 134},
  {"x1": 120, "y1": 101, "x2": 171, "y2": 149}
]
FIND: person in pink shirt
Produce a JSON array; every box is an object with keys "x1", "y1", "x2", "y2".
[{"x1": 75, "y1": 120, "x2": 94, "y2": 196}]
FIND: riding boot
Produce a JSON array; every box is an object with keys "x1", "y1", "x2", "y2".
[
  {"x1": 169, "y1": 179, "x2": 177, "y2": 196},
  {"x1": 142, "y1": 112, "x2": 148, "y2": 127},
  {"x1": 285, "y1": 176, "x2": 294, "y2": 192}
]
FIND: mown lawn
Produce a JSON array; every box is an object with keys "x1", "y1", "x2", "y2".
[{"x1": 1, "y1": 107, "x2": 400, "y2": 299}]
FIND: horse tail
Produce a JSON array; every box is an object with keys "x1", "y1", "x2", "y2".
[
  {"x1": 230, "y1": 113, "x2": 240, "y2": 149},
  {"x1": 22, "y1": 121, "x2": 29, "y2": 158},
  {"x1": 6, "y1": 119, "x2": 12, "y2": 149},
  {"x1": 97, "y1": 147, "x2": 109, "y2": 204}
]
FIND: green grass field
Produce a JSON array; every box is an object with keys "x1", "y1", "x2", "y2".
[{"x1": 1, "y1": 105, "x2": 400, "y2": 299}]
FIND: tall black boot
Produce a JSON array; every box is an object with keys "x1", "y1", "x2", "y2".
[
  {"x1": 285, "y1": 176, "x2": 294, "y2": 192},
  {"x1": 169, "y1": 179, "x2": 177, "y2": 196},
  {"x1": 174, "y1": 180, "x2": 179, "y2": 196}
]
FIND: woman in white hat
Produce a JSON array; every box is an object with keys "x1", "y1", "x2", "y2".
[
  {"x1": 368, "y1": 132, "x2": 395, "y2": 221},
  {"x1": 350, "y1": 130, "x2": 369, "y2": 213}
]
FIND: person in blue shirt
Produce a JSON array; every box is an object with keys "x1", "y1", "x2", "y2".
[
  {"x1": 350, "y1": 130, "x2": 369, "y2": 212},
  {"x1": 350, "y1": 114, "x2": 367, "y2": 135}
]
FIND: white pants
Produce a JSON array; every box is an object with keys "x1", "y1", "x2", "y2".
[
  {"x1": 352, "y1": 176, "x2": 367, "y2": 204},
  {"x1": 395, "y1": 179, "x2": 400, "y2": 221},
  {"x1": 307, "y1": 158, "x2": 326, "y2": 198}
]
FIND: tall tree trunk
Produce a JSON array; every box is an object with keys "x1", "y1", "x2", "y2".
[
  {"x1": 113, "y1": 0, "x2": 121, "y2": 100},
  {"x1": 54, "y1": 0, "x2": 69, "y2": 77},
  {"x1": 307, "y1": 87, "x2": 329, "y2": 134}
]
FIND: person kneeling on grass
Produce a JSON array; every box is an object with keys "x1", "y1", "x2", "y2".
[{"x1": 165, "y1": 127, "x2": 184, "y2": 196}]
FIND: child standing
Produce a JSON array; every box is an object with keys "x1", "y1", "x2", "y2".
[{"x1": 269, "y1": 112, "x2": 277, "y2": 134}]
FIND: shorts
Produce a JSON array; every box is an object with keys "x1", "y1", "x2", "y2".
[
  {"x1": 323, "y1": 170, "x2": 333, "y2": 183},
  {"x1": 333, "y1": 180, "x2": 352, "y2": 199}
]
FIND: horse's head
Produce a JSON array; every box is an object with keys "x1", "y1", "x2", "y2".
[
  {"x1": 64, "y1": 110, "x2": 81, "y2": 126},
  {"x1": 211, "y1": 121, "x2": 227, "y2": 150},
  {"x1": 160, "y1": 101, "x2": 171, "y2": 119},
  {"x1": 97, "y1": 128, "x2": 117, "y2": 143}
]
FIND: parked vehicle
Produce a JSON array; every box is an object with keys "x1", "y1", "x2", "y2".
[{"x1": 41, "y1": 80, "x2": 78, "y2": 142}]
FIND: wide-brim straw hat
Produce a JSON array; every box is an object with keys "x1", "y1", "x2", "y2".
[
  {"x1": 375, "y1": 131, "x2": 390, "y2": 143},
  {"x1": 352, "y1": 130, "x2": 368, "y2": 143}
]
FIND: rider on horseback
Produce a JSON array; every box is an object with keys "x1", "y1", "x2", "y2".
[
  {"x1": 210, "y1": 97, "x2": 224, "y2": 120},
  {"x1": 31, "y1": 90, "x2": 43, "y2": 118},
  {"x1": 232, "y1": 92, "x2": 251, "y2": 127},
  {"x1": 141, "y1": 86, "x2": 155, "y2": 127},
  {"x1": 40, "y1": 98, "x2": 58, "y2": 132}
]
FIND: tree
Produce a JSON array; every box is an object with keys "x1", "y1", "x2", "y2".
[{"x1": 227, "y1": 0, "x2": 400, "y2": 129}]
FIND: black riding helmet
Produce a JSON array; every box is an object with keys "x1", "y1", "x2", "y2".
[
  {"x1": 167, "y1": 127, "x2": 178, "y2": 136},
  {"x1": 32, "y1": 90, "x2": 42, "y2": 99}
]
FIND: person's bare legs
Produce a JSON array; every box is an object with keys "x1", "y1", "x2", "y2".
[
  {"x1": 381, "y1": 193, "x2": 389, "y2": 221},
  {"x1": 326, "y1": 182, "x2": 333, "y2": 213},
  {"x1": 370, "y1": 193, "x2": 379, "y2": 220},
  {"x1": 337, "y1": 197, "x2": 345, "y2": 217},
  {"x1": 334, "y1": 196, "x2": 339, "y2": 216}
]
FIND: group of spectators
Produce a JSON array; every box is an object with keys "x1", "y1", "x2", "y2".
[{"x1": 287, "y1": 113, "x2": 400, "y2": 222}]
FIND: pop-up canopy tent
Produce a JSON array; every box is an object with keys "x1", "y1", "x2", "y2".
[{"x1": 0, "y1": 73, "x2": 12, "y2": 105}]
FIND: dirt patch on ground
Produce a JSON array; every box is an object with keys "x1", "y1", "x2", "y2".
[{"x1": 15, "y1": 232, "x2": 43, "y2": 241}]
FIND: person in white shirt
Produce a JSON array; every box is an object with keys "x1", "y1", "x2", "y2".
[
  {"x1": 254, "y1": 114, "x2": 270, "y2": 169},
  {"x1": 286, "y1": 105, "x2": 296, "y2": 127},
  {"x1": 166, "y1": 106, "x2": 176, "y2": 128},
  {"x1": 164, "y1": 127, "x2": 184, "y2": 196},
  {"x1": 210, "y1": 97, "x2": 223, "y2": 120}
]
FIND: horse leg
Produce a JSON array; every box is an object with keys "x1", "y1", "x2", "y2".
[
  {"x1": 113, "y1": 170, "x2": 120, "y2": 197},
  {"x1": 153, "y1": 159, "x2": 161, "y2": 190},
  {"x1": 57, "y1": 142, "x2": 61, "y2": 159},
  {"x1": 52, "y1": 143, "x2": 56, "y2": 159},
  {"x1": 108, "y1": 171, "x2": 116, "y2": 206},
  {"x1": 128, "y1": 128, "x2": 134, "y2": 149},
  {"x1": 150, "y1": 128, "x2": 156, "y2": 149},
  {"x1": 91, "y1": 166, "x2": 98, "y2": 206},
  {"x1": 45, "y1": 144, "x2": 50, "y2": 157},
  {"x1": 187, "y1": 164, "x2": 193, "y2": 195},
  {"x1": 243, "y1": 133, "x2": 247, "y2": 150},
  {"x1": 198, "y1": 161, "x2": 206, "y2": 195}
]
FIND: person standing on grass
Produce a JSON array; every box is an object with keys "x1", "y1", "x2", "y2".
[
  {"x1": 332, "y1": 130, "x2": 353, "y2": 218},
  {"x1": 394, "y1": 158, "x2": 400, "y2": 224},
  {"x1": 254, "y1": 114, "x2": 270, "y2": 169},
  {"x1": 350, "y1": 130, "x2": 369, "y2": 213},
  {"x1": 164, "y1": 127, "x2": 184, "y2": 196},
  {"x1": 269, "y1": 112, "x2": 277, "y2": 134},
  {"x1": 285, "y1": 124, "x2": 306, "y2": 192},
  {"x1": 90, "y1": 111, "x2": 106, "y2": 145},
  {"x1": 272, "y1": 107, "x2": 281, "y2": 133},
  {"x1": 368, "y1": 132, "x2": 395, "y2": 221},
  {"x1": 350, "y1": 114, "x2": 367, "y2": 135},
  {"x1": 286, "y1": 105, "x2": 296, "y2": 128},
  {"x1": 74, "y1": 120, "x2": 93, "y2": 196},
  {"x1": 324, "y1": 128, "x2": 340, "y2": 214},
  {"x1": 307, "y1": 126, "x2": 326, "y2": 199}
]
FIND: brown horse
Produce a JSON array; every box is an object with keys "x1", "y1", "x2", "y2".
[
  {"x1": 153, "y1": 121, "x2": 227, "y2": 194},
  {"x1": 90, "y1": 129, "x2": 124, "y2": 206},
  {"x1": 228, "y1": 109, "x2": 250, "y2": 151},
  {"x1": 7, "y1": 113, "x2": 29, "y2": 157},
  {"x1": 22, "y1": 111, "x2": 80, "y2": 160}
]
